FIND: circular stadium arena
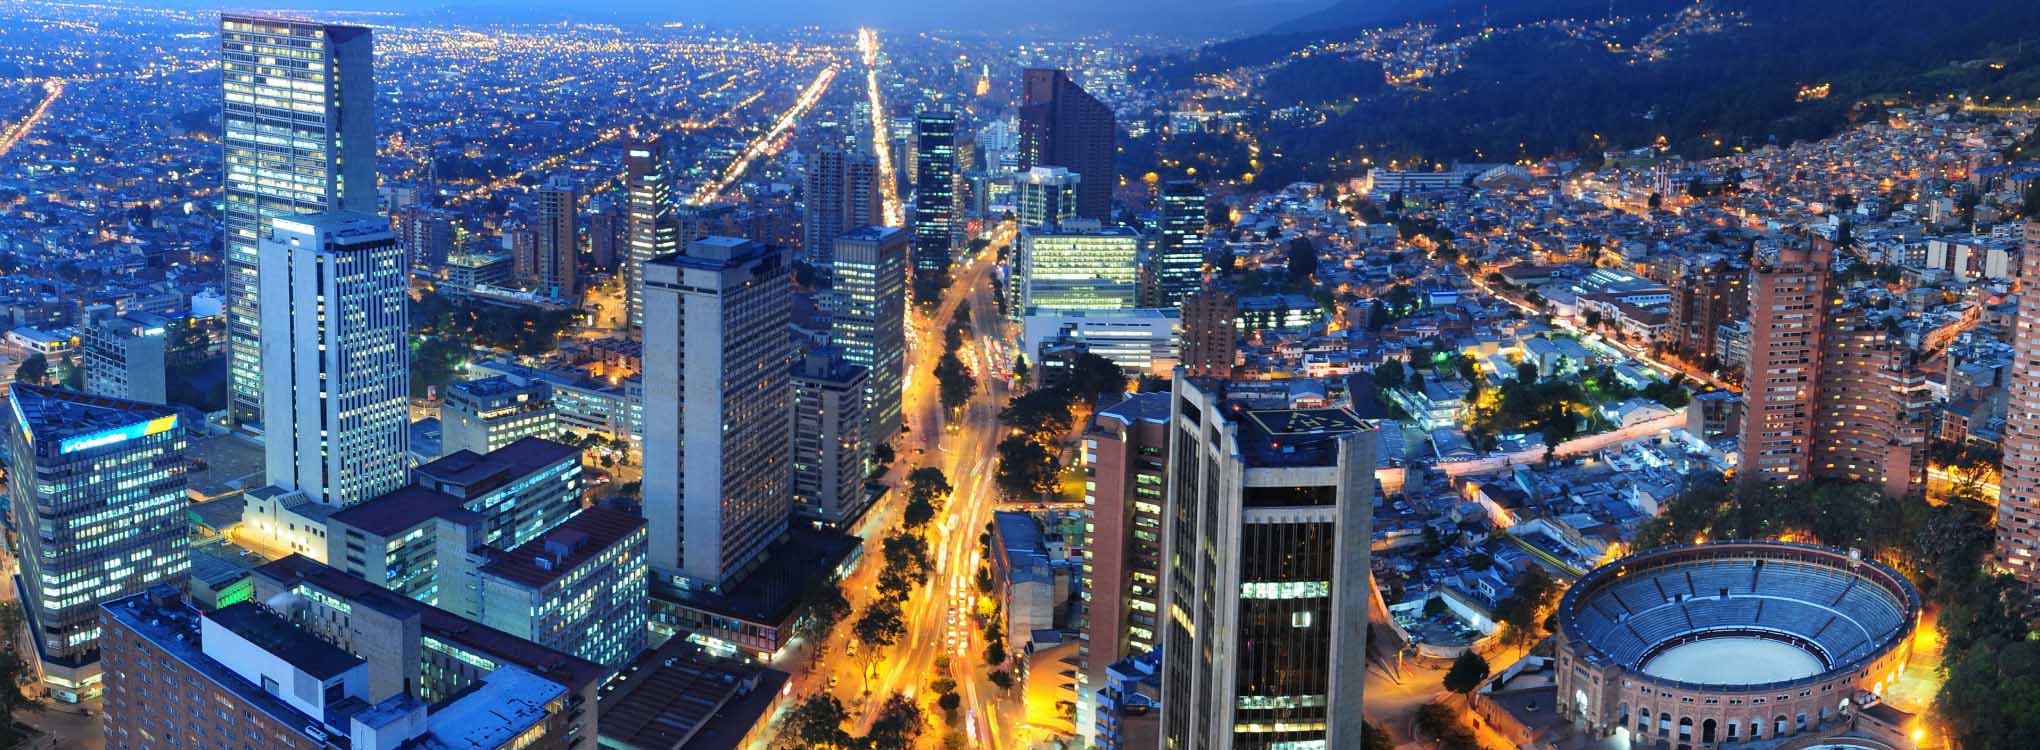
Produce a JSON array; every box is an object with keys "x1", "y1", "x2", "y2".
[{"x1": 1553, "y1": 542, "x2": 1921, "y2": 750}]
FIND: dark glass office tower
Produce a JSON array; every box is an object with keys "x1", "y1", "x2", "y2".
[
  {"x1": 911, "y1": 109, "x2": 962, "y2": 279},
  {"x1": 1018, "y1": 68, "x2": 1116, "y2": 222}
]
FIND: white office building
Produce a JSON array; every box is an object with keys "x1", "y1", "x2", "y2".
[
  {"x1": 641, "y1": 237, "x2": 793, "y2": 589},
  {"x1": 259, "y1": 211, "x2": 411, "y2": 509}
]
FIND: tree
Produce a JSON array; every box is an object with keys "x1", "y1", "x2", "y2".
[
  {"x1": 854, "y1": 601, "x2": 905, "y2": 693},
  {"x1": 1000, "y1": 387, "x2": 1076, "y2": 442},
  {"x1": 1286, "y1": 237, "x2": 1319, "y2": 280},
  {"x1": 1012, "y1": 355, "x2": 1031, "y2": 384},
  {"x1": 794, "y1": 580, "x2": 852, "y2": 668},
  {"x1": 995, "y1": 436, "x2": 1060, "y2": 498},
  {"x1": 988, "y1": 669, "x2": 1014, "y2": 691},
  {"x1": 883, "y1": 532, "x2": 931, "y2": 582},
  {"x1": 866, "y1": 692, "x2": 927, "y2": 750},
  {"x1": 937, "y1": 691, "x2": 962, "y2": 714},
  {"x1": 15, "y1": 352, "x2": 47, "y2": 385},
  {"x1": 0, "y1": 603, "x2": 41, "y2": 736},
  {"x1": 1362, "y1": 720, "x2": 1393, "y2": 750},
  {"x1": 904, "y1": 467, "x2": 953, "y2": 530},
  {"x1": 1515, "y1": 361, "x2": 1538, "y2": 384},
  {"x1": 1044, "y1": 352, "x2": 1126, "y2": 406},
  {"x1": 1494, "y1": 566, "x2": 1559, "y2": 648},
  {"x1": 1371, "y1": 359, "x2": 1406, "y2": 390},
  {"x1": 934, "y1": 352, "x2": 976, "y2": 412},
  {"x1": 1442, "y1": 650, "x2": 1490, "y2": 697},
  {"x1": 1415, "y1": 702, "x2": 1457, "y2": 739},
  {"x1": 776, "y1": 694, "x2": 855, "y2": 750}
]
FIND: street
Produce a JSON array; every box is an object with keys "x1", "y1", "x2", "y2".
[{"x1": 783, "y1": 237, "x2": 1025, "y2": 748}]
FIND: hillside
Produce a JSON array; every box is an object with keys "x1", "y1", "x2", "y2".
[{"x1": 1138, "y1": 0, "x2": 2040, "y2": 185}]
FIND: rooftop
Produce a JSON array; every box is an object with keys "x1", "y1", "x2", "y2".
[
  {"x1": 1095, "y1": 391, "x2": 1170, "y2": 427},
  {"x1": 419, "y1": 665, "x2": 566, "y2": 750},
  {"x1": 102, "y1": 591, "x2": 360, "y2": 749},
  {"x1": 7, "y1": 383, "x2": 178, "y2": 448},
  {"x1": 479, "y1": 507, "x2": 646, "y2": 589},
  {"x1": 207, "y1": 601, "x2": 365, "y2": 680},
  {"x1": 1233, "y1": 403, "x2": 1372, "y2": 467},
  {"x1": 596, "y1": 637, "x2": 789, "y2": 750},
  {"x1": 327, "y1": 484, "x2": 467, "y2": 537},
  {"x1": 414, "y1": 436, "x2": 580, "y2": 496},
  {"x1": 255, "y1": 555, "x2": 607, "y2": 692}
]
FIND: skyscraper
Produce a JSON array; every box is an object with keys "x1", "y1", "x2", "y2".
[
  {"x1": 832, "y1": 226, "x2": 909, "y2": 454},
  {"x1": 1159, "y1": 379, "x2": 1373, "y2": 750},
  {"x1": 641, "y1": 237, "x2": 793, "y2": 588},
  {"x1": 1812, "y1": 302, "x2": 1930, "y2": 498},
  {"x1": 221, "y1": 15, "x2": 375, "y2": 427},
  {"x1": 536, "y1": 174, "x2": 579, "y2": 300},
  {"x1": 911, "y1": 109, "x2": 963, "y2": 281},
  {"x1": 1668, "y1": 255, "x2": 1748, "y2": 361},
  {"x1": 1015, "y1": 166, "x2": 1081, "y2": 230},
  {"x1": 1997, "y1": 220, "x2": 2040, "y2": 590},
  {"x1": 1018, "y1": 68, "x2": 1116, "y2": 221},
  {"x1": 624, "y1": 136, "x2": 677, "y2": 334},
  {"x1": 5, "y1": 385, "x2": 189, "y2": 702},
  {"x1": 398, "y1": 206, "x2": 457, "y2": 271},
  {"x1": 1739, "y1": 246, "x2": 1828, "y2": 488},
  {"x1": 789, "y1": 349, "x2": 871, "y2": 529},
  {"x1": 803, "y1": 145, "x2": 883, "y2": 272},
  {"x1": 259, "y1": 211, "x2": 410, "y2": 508},
  {"x1": 1151, "y1": 181, "x2": 1208, "y2": 308},
  {"x1": 588, "y1": 198, "x2": 625, "y2": 271},
  {"x1": 1178, "y1": 284, "x2": 1239, "y2": 378},
  {"x1": 1079, "y1": 392, "x2": 1170, "y2": 746}
]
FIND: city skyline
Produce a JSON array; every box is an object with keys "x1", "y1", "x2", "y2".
[{"x1": 3, "y1": 2, "x2": 2040, "y2": 750}]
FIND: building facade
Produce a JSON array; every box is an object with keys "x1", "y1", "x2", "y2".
[
  {"x1": 911, "y1": 109, "x2": 963, "y2": 279},
  {"x1": 1811, "y1": 304, "x2": 1931, "y2": 498},
  {"x1": 536, "y1": 174, "x2": 580, "y2": 300},
  {"x1": 830, "y1": 226, "x2": 908, "y2": 455},
  {"x1": 1079, "y1": 392, "x2": 1170, "y2": 743},
  {"x1": 1016, "y1": 166, "x2": 1080, "y2": 231},
  {"x1": 442, "y1": 374, "x2": 559, "y2": 457},
  {"x1": 1016, "y1": 220, "x2": 1145, "y2": 316},
  {"x1": 1151, "y1": 180, "x2": 1207, "y2": 308},
  {"x1": 326, "y1": 437, "x2": 584, "y2": 604},
  {"x1": 221, "y1": 15, "x2": 375, "y2": 426},
  {"x1": 1018, "y1": 68, "x2": 1116, "y2": 222},
  {"x1": 259, "y1": 211, "x2": 410, "y2": 508},
  {"x1": 1178, "y1": 285, "x2": 1239, "y2": 378},
  {"x1": 465, "y1": 507, "x2": 649, "y2": 672},
  {"x1": 802, "y1": 145, "x2": 883, "y2": 272},
  {"x1": 790, "y1": 350, "x2": 870, "y2": 529},
  {"x1": 81, "y1": 311, "x2": 170, "y2": 404},
  {"x1": 624, "y1": 137, "x2": 677, "y2": 334},
  {"x1": 1998, "y1": 220, "x2": 2040, "y2": 592},
  {"x1": 641, "y1": 238, "x2": 793, "y2": 588},
  {"x1": 1158, "y1": 379, "x2": 1373, "y2": 750},
  {"x1": 1739, "y1": 246, "x2": 1828, "y2": 487},
  {"x1": 6, "y1": 386, "x2": 189, "y2": 702}
]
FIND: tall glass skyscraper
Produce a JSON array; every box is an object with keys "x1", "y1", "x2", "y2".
[
  {"x1": 831, "y1": 226, "x2": 908, "y2": 454},
  {"x1": 220, "y1": 15, "x2": 376, "y2": 428},
  {"x1": 5, "y1": 385, "x2": 189, "y2": 702},
  {"x1": 1018, "y1": 68, "x2": 1116, "y2": 222},
  {"x1": 911, "y1": 109, "x2": 962, "y2": 280},
  {"x1": 624, "y1": 136, "x2": 676, "y2": 334},
  {"x1": 1151, "y1": 180, "x2": 1208, "y2": 308}
]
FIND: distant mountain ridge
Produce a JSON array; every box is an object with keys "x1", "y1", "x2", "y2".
[{"x1": 1139, "y1": 0, "x2": 2040, "y2": 185}]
